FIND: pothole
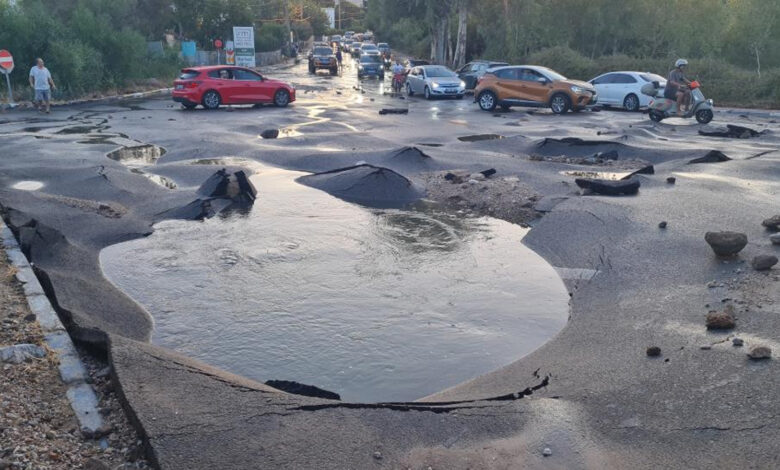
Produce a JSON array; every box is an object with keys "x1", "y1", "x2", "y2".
[
  {"x1": 562, "y1": 170, "x2": 631, "y2": 180},
  {"x1": 458, "y1": 134, "x2": 504, "y2": 142},
  {"x1": 129, "y1": 169, "x2": 177, "y2": 189},
  {"x1": 107, "y1": 144, "x2": 166, "y2": 167},
  {"x1": 11, "y1": 181, "x2": 45, "y2": 191}
]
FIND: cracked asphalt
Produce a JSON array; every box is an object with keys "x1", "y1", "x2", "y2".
[{"x1": 1, "y1": 59, "x2": 779, "y2": 468}]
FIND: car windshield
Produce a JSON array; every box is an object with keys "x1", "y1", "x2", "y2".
[
  {"x1": 314, "y1": 47, "x2": 332, "y2": 55},
  {"x1": 538, "y1": 67, "x2": 567, "y2": 81},
  {"x1": 363, "y1": 45, "x2": 377, "y2": 50},
  {"x1": 640, "y1": 73, "x2": 666, "y2": 83},
  {"x1": 361, "y1": 55, "x2": 381, "y2": 64},
  {"x1": 425, "y1": 66, "x2": 455, "y2": 78}
]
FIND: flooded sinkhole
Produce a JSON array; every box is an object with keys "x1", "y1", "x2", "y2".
[
  {"x1": 100, "y1": 166, "x2": 569, "y2": 402},
  {"x1": 107, "y1": 144, "x2": 166, "y2": 167}
]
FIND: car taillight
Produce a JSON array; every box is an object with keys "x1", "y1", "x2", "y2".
[{"x1": 186, "y1": 81, "x2": 201, "y2": 89}]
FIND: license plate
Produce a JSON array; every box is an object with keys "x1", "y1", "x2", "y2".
[
  {"x1": 175, "y1": 84, "x2": 184, "y2": 90},
  {"x1": 445, "y1": 89, "x2": 457, "y2": 94}
]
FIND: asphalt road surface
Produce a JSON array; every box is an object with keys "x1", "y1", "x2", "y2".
[{"x1": 1, "y1": 59, "x2": 779, "y2": 469}]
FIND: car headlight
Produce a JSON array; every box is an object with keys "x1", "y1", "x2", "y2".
[
  {"x1": 431, "y1": 82, "x2": 440, "y2": 89},
  {"x1": 460, "y1": 80, "x2": 466, "y2": 88},
  {"x1": 359, "y1": 65, "x2": 363, "y2": 70},
  {"x1": 571, "y1": 86, "x2": 583, "y2": 94}
]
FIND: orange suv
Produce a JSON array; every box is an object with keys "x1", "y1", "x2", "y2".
[{"x1": 475, "y1": 65, "x2": 597, "y2": 114}]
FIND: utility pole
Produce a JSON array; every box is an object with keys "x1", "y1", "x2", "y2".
[
  {"x1": 336, "y1": 0, "x2": 341, "y2": 31},
  {"x1": 283, "y1": 0, "x2": 292, "y2": 47}
]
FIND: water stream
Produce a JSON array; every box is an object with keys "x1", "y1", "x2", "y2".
[{"x1": 100, "y1": 165, "x2": 569, "y2": 402}]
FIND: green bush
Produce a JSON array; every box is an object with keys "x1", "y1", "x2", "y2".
[{"x1": 255, "y1": 24, "x2": 285, "y2": 52}]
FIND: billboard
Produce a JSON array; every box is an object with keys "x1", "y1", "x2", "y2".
[
  {"x1": 232, "y1": 26, "x2": 255, "y2": 67},
  {"x1": 323, "y1": 8, "x2": 336, "y2": 29}
]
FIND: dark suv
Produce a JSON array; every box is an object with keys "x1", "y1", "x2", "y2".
[
  {"x1": 457, "y1": 60, "x2": 509, "y2": 90},
  {"x1": 309, "y1": 46, "x2": 338, "y2": 75}
]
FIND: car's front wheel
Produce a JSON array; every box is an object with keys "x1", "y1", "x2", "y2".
[
  {"x1": 202, "y1": 91, "x2": 221, "y2": 110},
  {"x1": 424, "y1": 86, "x2": 432, "y2": 100},
  {"x1": 274, "y1": 89, "x2": 291, "y2": 108},
  {"x1": 623, "y1": 93, "x2": 640, "y2": 112},
  {"x1": 550, "y1": 93, "x2": 571, "y2": 114},
  {"x1": 477, "y1": 91, "x2": 497, "y2": 111}
]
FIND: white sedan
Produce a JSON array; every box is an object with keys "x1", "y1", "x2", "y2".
[
  {"x1": 589, "y1": 71, "x2": 666, "y2": 111},
  {"x1": 406, "y1": 65, "x2": 466, "y2": 100}
]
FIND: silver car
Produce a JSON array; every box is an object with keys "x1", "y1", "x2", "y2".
[{"x1": 405, "y1": 65, "x2": 466, "y2": 100}]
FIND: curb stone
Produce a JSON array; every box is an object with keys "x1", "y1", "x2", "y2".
[{"x1": 0, "y1": 220, "x2": 105, "y2": 436}]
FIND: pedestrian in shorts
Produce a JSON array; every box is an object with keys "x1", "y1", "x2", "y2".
[{"x1": 29, "y1": 58, "x2": 56, "y2": 114}]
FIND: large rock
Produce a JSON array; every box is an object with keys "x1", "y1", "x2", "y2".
[
  {"x1": 575, "y1": 177, "x2": 640, "y2": 196},
  {"x1": 762, "y1": 215, "x2": 780, "y2": 231},
  {"x1": 297, "y1": 164, "x2": 424, "y2": 208},
  {"x1": 706, "y1": 308, "x2": 736, "y2": 330},
  {"x1": 747, "y1": 345, "x2": 771, "y2": 360},
  {"x1": 704, "y1": 231, "x2": 748, "y2": 257},
  {"x1": 0, "y1": 344, "x2": 46, "y2": 364},
  {"x1": 751, "y1": 255, "x2": 778, "y2": 271}
]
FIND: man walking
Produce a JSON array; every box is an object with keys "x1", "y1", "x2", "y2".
[{"x1": 29, "y1": 58, "x2": 55, "y2": 114}]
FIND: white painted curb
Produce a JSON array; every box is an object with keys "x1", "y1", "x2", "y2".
[{"x1": 0, "y1": 220, "x2": 104, "y2": 436}]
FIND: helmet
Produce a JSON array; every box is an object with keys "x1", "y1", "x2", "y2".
[{"x1": 675, "y1": 59, "x2": 688, "y2": 68}]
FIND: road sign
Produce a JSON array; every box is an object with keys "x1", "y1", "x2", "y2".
[
  {"x1": 0, "y1": 50, "x2": 14, "y2": 74},
  {"x1": 214, "y1": 39, "x2": 223, "y2": 50},
  {"x1": 0, "y1": 50, "x2": 15, "y2": 107},
  {"x1": 232, "y1": 27, "x2": 255, "y2": 67}
]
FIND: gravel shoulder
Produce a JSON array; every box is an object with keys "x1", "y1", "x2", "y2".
[{"x1": 0, "y1": 247, "x2": 149, "y2": 470}]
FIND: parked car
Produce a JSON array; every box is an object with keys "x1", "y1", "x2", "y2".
[
  {"x1": 309, "y1": 45, "x2": 338, "y2": 75},
  {"x1": 404, "y1": 58, "x2": 430, "y2": 69},
  {"x1": 172, "y1": 66, "x2": 295, "y2": 110},
  {"x1": 589, "y1": 71, "x2": 666, "y2": 111},
  {"x1": 474, "y1": 65, "x2": 597, "y2": 114},
  {"x1": 357, "y1": 55, "x2": 385, "y2": 79},
  {"x1": 405, "y1": 65, "x2": 466, "y2": 100},
  {"x1": 457, "y1": 60, "x2": 509, "y2": 90}
]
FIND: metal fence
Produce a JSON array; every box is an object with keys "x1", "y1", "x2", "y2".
[{"x1": 185, "y1": 50, "x2": 283, "y2": 67}]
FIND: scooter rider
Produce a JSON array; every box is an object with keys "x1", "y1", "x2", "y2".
[
  {"x1": 391, "y1": 59, "x2": 406, "y2": 90},
  {"x1": 664, "y1": 59, "x2": 692, "y2": 116}
]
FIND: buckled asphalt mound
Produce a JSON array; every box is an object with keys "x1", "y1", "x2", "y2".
[{"x1": 296, "y1": 164, "x2": 425, "y2": 208}]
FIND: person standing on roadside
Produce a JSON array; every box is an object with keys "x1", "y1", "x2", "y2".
[{"x1": 29, "y1": 58, "x2": 55, "y2": 114}]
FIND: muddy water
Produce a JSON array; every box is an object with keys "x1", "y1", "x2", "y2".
[{"x1": 100, "y1": 166, "x2": 569, "y2": 402}]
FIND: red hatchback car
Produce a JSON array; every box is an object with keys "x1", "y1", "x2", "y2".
[{"x1": 172, "y1": 66, "x2": 296, "y2": 110}]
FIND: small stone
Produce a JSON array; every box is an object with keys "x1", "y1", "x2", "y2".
[
  {"x1": 95, "y1": 366, "x2": 112, "y2": 379},
  {"x1": 542, "y1": 447, "x2": 552, "y2": 457},
  {"x1": 747, "y1": 345, "x2": 771, "y2": 360},
  {"x1": 260, "y1": 129, "x2": 279, "y2": 139},
  {"x1": 84, "y1": 458, "x2": 111, "y2": 470},
  {"x1": 732, "y1": 337, "x2": 744, "y2": 347},
  {"x1": 373, "y1": 451, "x2": 382, "y2": 460},
  {"x1": 658, "y1": 221, "x2": 667, "y2": 229},
  {"x1": 706, "y1": 307, "x2": 736, "y2": 330},
  {"x1": 23, "y1": 313, "x2": 36, "y2": 322},
  {"x1": 646, "y1": 346, "x2": 661, "y2": 357},
  {"x1": 761, "y1": 215, "x2": 780, "y2": 230},
  {"x1": 666, "y1": 176, "x2": 676, "y2": 184},
  {"x1": 770, "y1": 233, "x2": 780, "y2": 245},
  {"x1": 470, "y1": 172, "x2": 486, "y2": 181},
  {"x1": 468, "y1": 179, "x2": 479, "y2": 185},
  {"x1": 704, "y1": 231, "x2": 748, "y2": 257},
  {"x1": 751, "y1": 255, "x2": 778, "y2": 271},
  {"x1": 45, "y1": 430, "x2": 56, "y2": 439},
  {"x1": 700, "y1": 345, "x2": 712, "y2": 350}
]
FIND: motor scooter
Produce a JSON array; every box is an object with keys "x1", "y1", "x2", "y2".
[
  {"x1": 644, "y1": 80, "x2": 714, "y2": 124},
  {"x1": 392, "y1": 72, "x2": 406, "y2": 93}
]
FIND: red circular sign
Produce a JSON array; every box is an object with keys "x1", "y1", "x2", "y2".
[
  {"x1": 214, "y1": 39, "x2": 223, "y2": 49},
  {"x1": 0, "y1": 50, "x2": 14, "y2": 74}
]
